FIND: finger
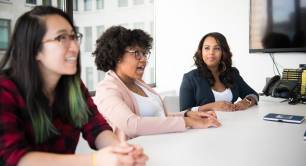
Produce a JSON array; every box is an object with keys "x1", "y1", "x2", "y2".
[
  {"x1": 207, "y1": 111, "x2": 217, "y2": 118},
  {"x1": 210, "y1": 119, "x2": 222, "y2": 127},
  {"x1": 134, "y1": 154, "x2": 149, "y2": 164},
  {"x1": 111, "y1": 145, "x2": 134, "y2": 154},
  {"x1": 117, "y1": 154, "x2": 135, "y2": 166},
  {"x1": 197, "y1": 112, "x2": 212, "y2": 118}
]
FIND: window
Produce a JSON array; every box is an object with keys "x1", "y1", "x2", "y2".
[
  {"x1": 73, "y1": 0, "x2": 155, "y2": 90},
  {"x1": 96, "y1": 0, "x2": 104, "y2": 10},
  {"x1": 57, "y1": 0, "x2": 65, "y2": 10},
  {"x1": 84, "y1": 0, "x2": 92, "y2": 11},
  {"x1": 85, "y1": 67, "x2": 94, "y2": 90},
  {"x1": 0, "y1": 19, "x2": 10, "y2": 50},
  {"x1": 73, "y1": 0, "x2": 78, "y2": 11},
  {"x1": 42, "y1": 0, "x2": 52, "y2": 6},
  {"x1": 118, "y1": 0, "x2": 128, "y2": 7},
  {"x1": 84, "y1": 26, "x2": 92, "y2": 52},
  {"x1": 96, "y1": 25, "x2": 105, "y2": 37},
  {"x1": 133, "y1": 0, "x2": 144, "y2": 5},
  {"x1": 133, "y1": 22, "x2": 144, "y2": 29},
  {"x1": 98, "y1": 71, "x2": 105, "y2": 82},
  {"x1": 26, "y1": 0, "x2": 36, "y2": 4}
]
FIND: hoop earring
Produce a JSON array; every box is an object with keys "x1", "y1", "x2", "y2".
[{"x1": 220, "y1": 61, "x2": 226, "y2": 72}]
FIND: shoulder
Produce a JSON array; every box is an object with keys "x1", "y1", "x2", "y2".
[
  {"x1": 229, "y1": 67, "x2": 240, "y2": 77},
  {"x1": 183, "y1": 69, "x2": 202, "y2": 79},
  {"x1": 0, "y1": 74, "x2": 18, "y2": 93},
  {"x1": 0, "y1": 75, "x2": 25, "y2": 109}
]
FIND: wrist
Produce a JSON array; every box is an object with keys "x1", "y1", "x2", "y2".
[
  {"x1": 184, "y1": 117, "x2": 192, "y2": 128},
  {"x1": 92, "y1": 152, "x2": 97, "y2": 166},
  {"x1": 244, "y1": 97, "x2": 252, "y2": 106},
  {"x1": 184, "y1": 110, "x2": 190, "y2": 117}
]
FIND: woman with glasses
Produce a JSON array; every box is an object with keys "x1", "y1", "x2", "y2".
[
  {"x1": 0, "y1": 6, "x2": 147, "y2": 166},
  {"x1": 93, "y1": 26, "x2": 221, "y2": 140},
  {"x1": 179, "y1": 32, "x2": 258, "y2": 113}
]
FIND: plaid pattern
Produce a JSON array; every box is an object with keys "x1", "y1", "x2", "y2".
[{"x1": 0, "y1": 75, "x2": 112, "y2": 166}]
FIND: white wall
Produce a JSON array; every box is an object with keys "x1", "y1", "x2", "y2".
[{"x1": 154, "y1": 0, "x2": 306, "y2": 95}]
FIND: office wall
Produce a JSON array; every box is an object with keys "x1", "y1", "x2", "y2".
[{"x1": 154, "y1": 0, "x2": 305, "y2": 94}]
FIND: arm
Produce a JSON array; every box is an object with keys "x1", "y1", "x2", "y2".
[
  {"x1": 94, "y1": 82, "x2": 186, "y2": 138},
  {"x1": 234, "y1": 69, "x2": 259, "y2": 103},
  {"x1": 0, "y1": 84, "x2": 95, "y2": 166},
  {"x1": 179, "y1": 73, "x2": 197, "y2": 111}
]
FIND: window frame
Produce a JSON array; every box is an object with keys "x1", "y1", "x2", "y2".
[{"x1": 0, "y1": 18, "x2": 10, "y2": 51}]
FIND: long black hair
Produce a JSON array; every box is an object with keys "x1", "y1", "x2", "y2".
[
  {"x1": 0, "y1": 6, "x2": 90, "y2": 143},
  {"x1": 193, "y1": 32, "x2": 234, "y2": 88}
]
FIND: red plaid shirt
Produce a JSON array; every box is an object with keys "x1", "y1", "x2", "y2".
[{"x1": 0, "y1": 75, "x2": 112, "y2": 166}]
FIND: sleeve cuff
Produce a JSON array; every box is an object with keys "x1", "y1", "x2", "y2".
[{"x1": 246, "y1": 94, "x2": 259, "y2": 104}]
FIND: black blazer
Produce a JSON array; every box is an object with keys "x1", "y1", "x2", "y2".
[{"x1": 179, "y1": 68, "x2": 258, "y2": 111}]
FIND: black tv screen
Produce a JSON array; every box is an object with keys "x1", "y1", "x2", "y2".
[{"x1": 249, "y1": 0, "x2": 306, "y2": 53}]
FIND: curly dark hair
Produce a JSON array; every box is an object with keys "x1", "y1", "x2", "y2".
[
  {"x1": 193, "y1": 32, "x2": 234, "y2": 88},
  {"x1": 93, "y1": 26, "x2": 153, "y2": 72}
]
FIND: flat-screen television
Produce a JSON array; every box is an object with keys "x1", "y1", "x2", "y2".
[{"x1": 249, "y1": 0, "x2": 306, "y2": 53}]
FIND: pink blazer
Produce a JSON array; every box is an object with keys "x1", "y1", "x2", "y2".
[{"x1": 94, "y1": 70, "x2": 186, "y2": 140}]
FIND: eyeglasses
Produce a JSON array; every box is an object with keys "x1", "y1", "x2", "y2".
[
  {"x1": 43, "y1": 32, "x2": 83, "y2": 48},
  {"x1": 126, "y1": 50, "x2": 150, "y2": 60}
]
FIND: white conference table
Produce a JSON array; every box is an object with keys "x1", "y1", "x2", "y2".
[{"x1": 129, "y1": 97, "x2": 306, "y2": 166}]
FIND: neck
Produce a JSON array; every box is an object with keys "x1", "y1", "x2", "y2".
[
  {"x1": 115, "y1": 71, "x2": 136, "y2": 88},
  {"x1": 41, "y1": 74, "x2": 61, "y2": 105},
  {"x1": 208, "y1": 66, "x2": 219, "y2": 78}
]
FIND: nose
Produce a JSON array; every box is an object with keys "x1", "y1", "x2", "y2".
[
  {"x1": 68, "y1": 40, "x2": 80, "y2": 53},
  {"x1": 209, "y1": 48, "x2": 215, "y2": 54}
]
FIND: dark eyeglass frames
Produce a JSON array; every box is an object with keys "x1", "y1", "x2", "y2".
[
  {"x1": 42, "y1": 32, "x2": 83, "y2": 48},
  {"x1": 125, "y1": 50, "x2": 150, "y2": 60}
]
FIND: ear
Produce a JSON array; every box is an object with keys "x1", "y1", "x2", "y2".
[{"x1": 36, "y1": 52, "x2": 43, "y2": 61}]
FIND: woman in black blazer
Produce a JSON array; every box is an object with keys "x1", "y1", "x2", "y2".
[{"x1": 179, "y1": 32, "x2": 258, "y2": 113}]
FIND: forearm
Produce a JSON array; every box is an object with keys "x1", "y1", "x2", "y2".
[
  {"x1": 198, "y1": 103, "x2": 214, "y2": 112},
  {"x1": 18, "y1": 152, "x2": 91, "y2": 166},
  {"x1": 95, "y1": 130, "x2": 120, "y2": 149}
]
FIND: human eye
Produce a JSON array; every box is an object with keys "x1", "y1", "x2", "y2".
[
  {"x1": 203, "y1": 46, "x2": 210, "y2": 50},
  {"x1": 54, "y1": 34, "x2": 69, "y2": 42},
  {"x1": 214, "y1": 47, "x2": 221, "y2": 51},
  {"x1": 69, "y1": 34, "x2": 78, "y2": 40}
]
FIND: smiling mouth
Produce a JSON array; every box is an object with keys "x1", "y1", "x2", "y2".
[{"x1": 65, "y1": 56, "x2": 77, "y2": 63}]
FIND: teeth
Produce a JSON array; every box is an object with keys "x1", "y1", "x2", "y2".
[{"x1": 65, "y1": 56, "x2": 77, "y2": 61}]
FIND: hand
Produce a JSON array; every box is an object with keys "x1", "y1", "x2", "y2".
[
  {"x1": 186, "y1": 111, "x2": 217, "y2": 119},
  {"x1": 127, "y1": 144, "x2": 148, "y2": 166},
  {"x1": 184, "y1": 116, "x2": 221, "y2": 129},
  {"x1": 208, "y1": 101, "x2": 236, "y2": 112},
  {"x1": 96, "y1": 143, "x2": 148, "y2": 166},
  {"x1": 234, "y1": 99, "x2": 251, "y2": 111}
]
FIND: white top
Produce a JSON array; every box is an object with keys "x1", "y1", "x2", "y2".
[
  {"x1": 131, "y1": 84, "x2": 165, "y2": 117},
  {"x1": 212, "y1": 88, "x2": 233, "y2": 102},
  {"x1": 191, "y1": 88, "x2": 233, "y2": 111}
]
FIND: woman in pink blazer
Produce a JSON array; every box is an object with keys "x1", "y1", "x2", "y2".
[{"x1": 93, "y1": 26, "x2": 221, "y2": 140}]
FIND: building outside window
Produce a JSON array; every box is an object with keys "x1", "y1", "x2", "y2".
[
  {"x1": 0, "y1": 19, "x2": 10, "y2": 50},
  {"x1": 57, "y1": 0, "x2": 65, "y2": 10},
  {"x1": 133, "y1": 22, "x2": 144, "y2": 29},
  {"x1": 42, "y1": 0, "x2": 52, "y2": 6},
  {"x1": 118, "y1": 0, "x2": 128, "y2": 7},
  {"x1": 84, "y1": 0, "x2": 92, "y2": 11},
  {"x1": 73, "y1": 0, "x2": 155, "y2": 91},
  {"x1": 84, "y1": 26, "x2": 92, "y2": 52},
  {"x1": 96, "y1": 0, "x2": 104, "y2": 10},
  {"x1": 26, "y1": 0, "x2": 36, "y2": 4},
  {"x1": 85, "y1": 67, "x2": 94, "y2": 90},
  {"x1": 96, "y1": 25, "x2": 105, "y2": 37},
  {"x1": 73, "y1": 0, "x2": 78, "y2": 11},
  {"x1": 133, "y1": 0, "x2": 144, "y2": 5}
]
